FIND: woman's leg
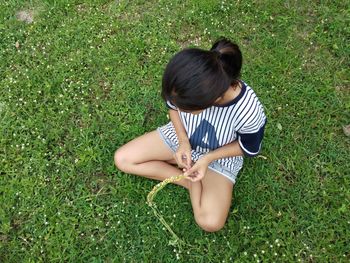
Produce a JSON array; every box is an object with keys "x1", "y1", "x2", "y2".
[
  {"x1": 115, "y1": 130, "x2": 233, "y2": 232},
  {"x1": 188, "y1": 170, "x2": 234, "y2": 232},
  {"x1": 114, "y1": 130, "x2": 189, "y2": 189}
]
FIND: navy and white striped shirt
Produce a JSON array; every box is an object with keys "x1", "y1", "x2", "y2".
[{"x1": 166, "y1": 81, "x2": 267, "y2": 157}]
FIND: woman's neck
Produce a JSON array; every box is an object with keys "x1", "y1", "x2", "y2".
[{"x1": 216, "y1": 82, "x2": 242, "y2": 105}]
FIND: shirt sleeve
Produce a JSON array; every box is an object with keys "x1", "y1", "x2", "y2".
[
  {"x1": 165, "y1": 100, "x2": 177, "y2": 110},
  {"x1": 237, "y1": 122, "x2": 266, "y2": 157},
  {"x1": 237, "y1": 112, "x2": 267, "y2": 157}
]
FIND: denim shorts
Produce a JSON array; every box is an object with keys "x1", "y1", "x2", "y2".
[{"x1": 157, "y1": 123, "x2": 243, "y2": 184}]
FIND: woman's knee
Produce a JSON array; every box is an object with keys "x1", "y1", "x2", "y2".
[
  {"x1": 194, "y1": 213, "x2": 226, "y2": 233},
  {"x1": 114, "y1": 147, "x2": 131, "y2": 172}
]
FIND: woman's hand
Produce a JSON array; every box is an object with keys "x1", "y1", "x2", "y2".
[
  {"x1": 184, "y1": 155, "x2": 210, "y2": 182},
  {"x1": 174, "y1": 141, "x2": 192, "y2": 170}
]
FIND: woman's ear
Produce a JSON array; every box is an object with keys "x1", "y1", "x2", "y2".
[{"x1": 231, "y1": 81, "x2": 241, "y2": 90}]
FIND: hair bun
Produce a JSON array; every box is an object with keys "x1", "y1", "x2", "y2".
[{"x1": 210, "y1": 38, "x2": 242, "y2": 82}]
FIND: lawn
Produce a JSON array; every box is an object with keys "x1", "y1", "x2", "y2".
[{"x1": 0, "y1": 0, "x2": 349, "y2": 262}]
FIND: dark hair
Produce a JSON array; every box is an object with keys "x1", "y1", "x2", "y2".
[{"x1": 161, "y1": 37, "x2": 242, "y2": 111}]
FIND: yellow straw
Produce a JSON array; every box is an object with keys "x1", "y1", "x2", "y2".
[{"x1": 147, "y1": 174, "x2": 188, "y2": 247}]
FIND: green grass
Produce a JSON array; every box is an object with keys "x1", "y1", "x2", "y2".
[{"x1": 1, "y1": 0, "x2": 349, "y2": 262}]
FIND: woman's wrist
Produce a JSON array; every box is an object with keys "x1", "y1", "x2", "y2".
[{"x1": 178, "y1": 136, "x2": 190, "y2": 145}]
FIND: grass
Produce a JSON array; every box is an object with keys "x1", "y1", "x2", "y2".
[{"x1": 0, "y1": 0, "x2": 349, "y2": 262}]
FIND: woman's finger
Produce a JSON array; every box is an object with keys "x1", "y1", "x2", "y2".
[
  {"x1": 184, "y1": 167, "x2": 195, "y2": 177},
  {"x1": 174, "y1": 154, "x2": 183, "y2": 168},
  {"x1": 181, "y1": 154, "x2": 191, "y2": 169},
  {"x1": 185, "y1": 152, "x2": 192, "y2": 168}
]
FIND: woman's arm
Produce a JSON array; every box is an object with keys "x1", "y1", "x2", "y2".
[
  {"x1": 204, "y1": 141, "x2": 244, "y2": 163},
  {"x1": 168, "y1": 109, "x2": 192, "y2": 169},
  {"x1": 169, "y1": 109, "x2": 189, "y2": 145}
]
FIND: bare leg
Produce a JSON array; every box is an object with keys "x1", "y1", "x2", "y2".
[
  {"x1": 114, "y1": 130, "x2": 189, "y2": 189},
  {"x1": 188, "y1": 170, "x2": 234, "y2": 232},
  {"x1": 115, "y1": 130, "x2": 233, "y2": 232}
]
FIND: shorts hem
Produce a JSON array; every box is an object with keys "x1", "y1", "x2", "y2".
[
  {"x1": 157, "y1": 127, "x2": 177, "y2": 153},
  {"x1": 208, "y1": 164, "x2": 236, "y2": 184}
]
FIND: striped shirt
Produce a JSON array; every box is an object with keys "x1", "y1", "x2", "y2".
[{"x1": 165, "y1": 81, "x2": 267, "y2": 157}]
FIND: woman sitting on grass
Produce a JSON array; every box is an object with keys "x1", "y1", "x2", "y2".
[{"x1": 114, "y1": 38, "x2": 267, "y2": 232}]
